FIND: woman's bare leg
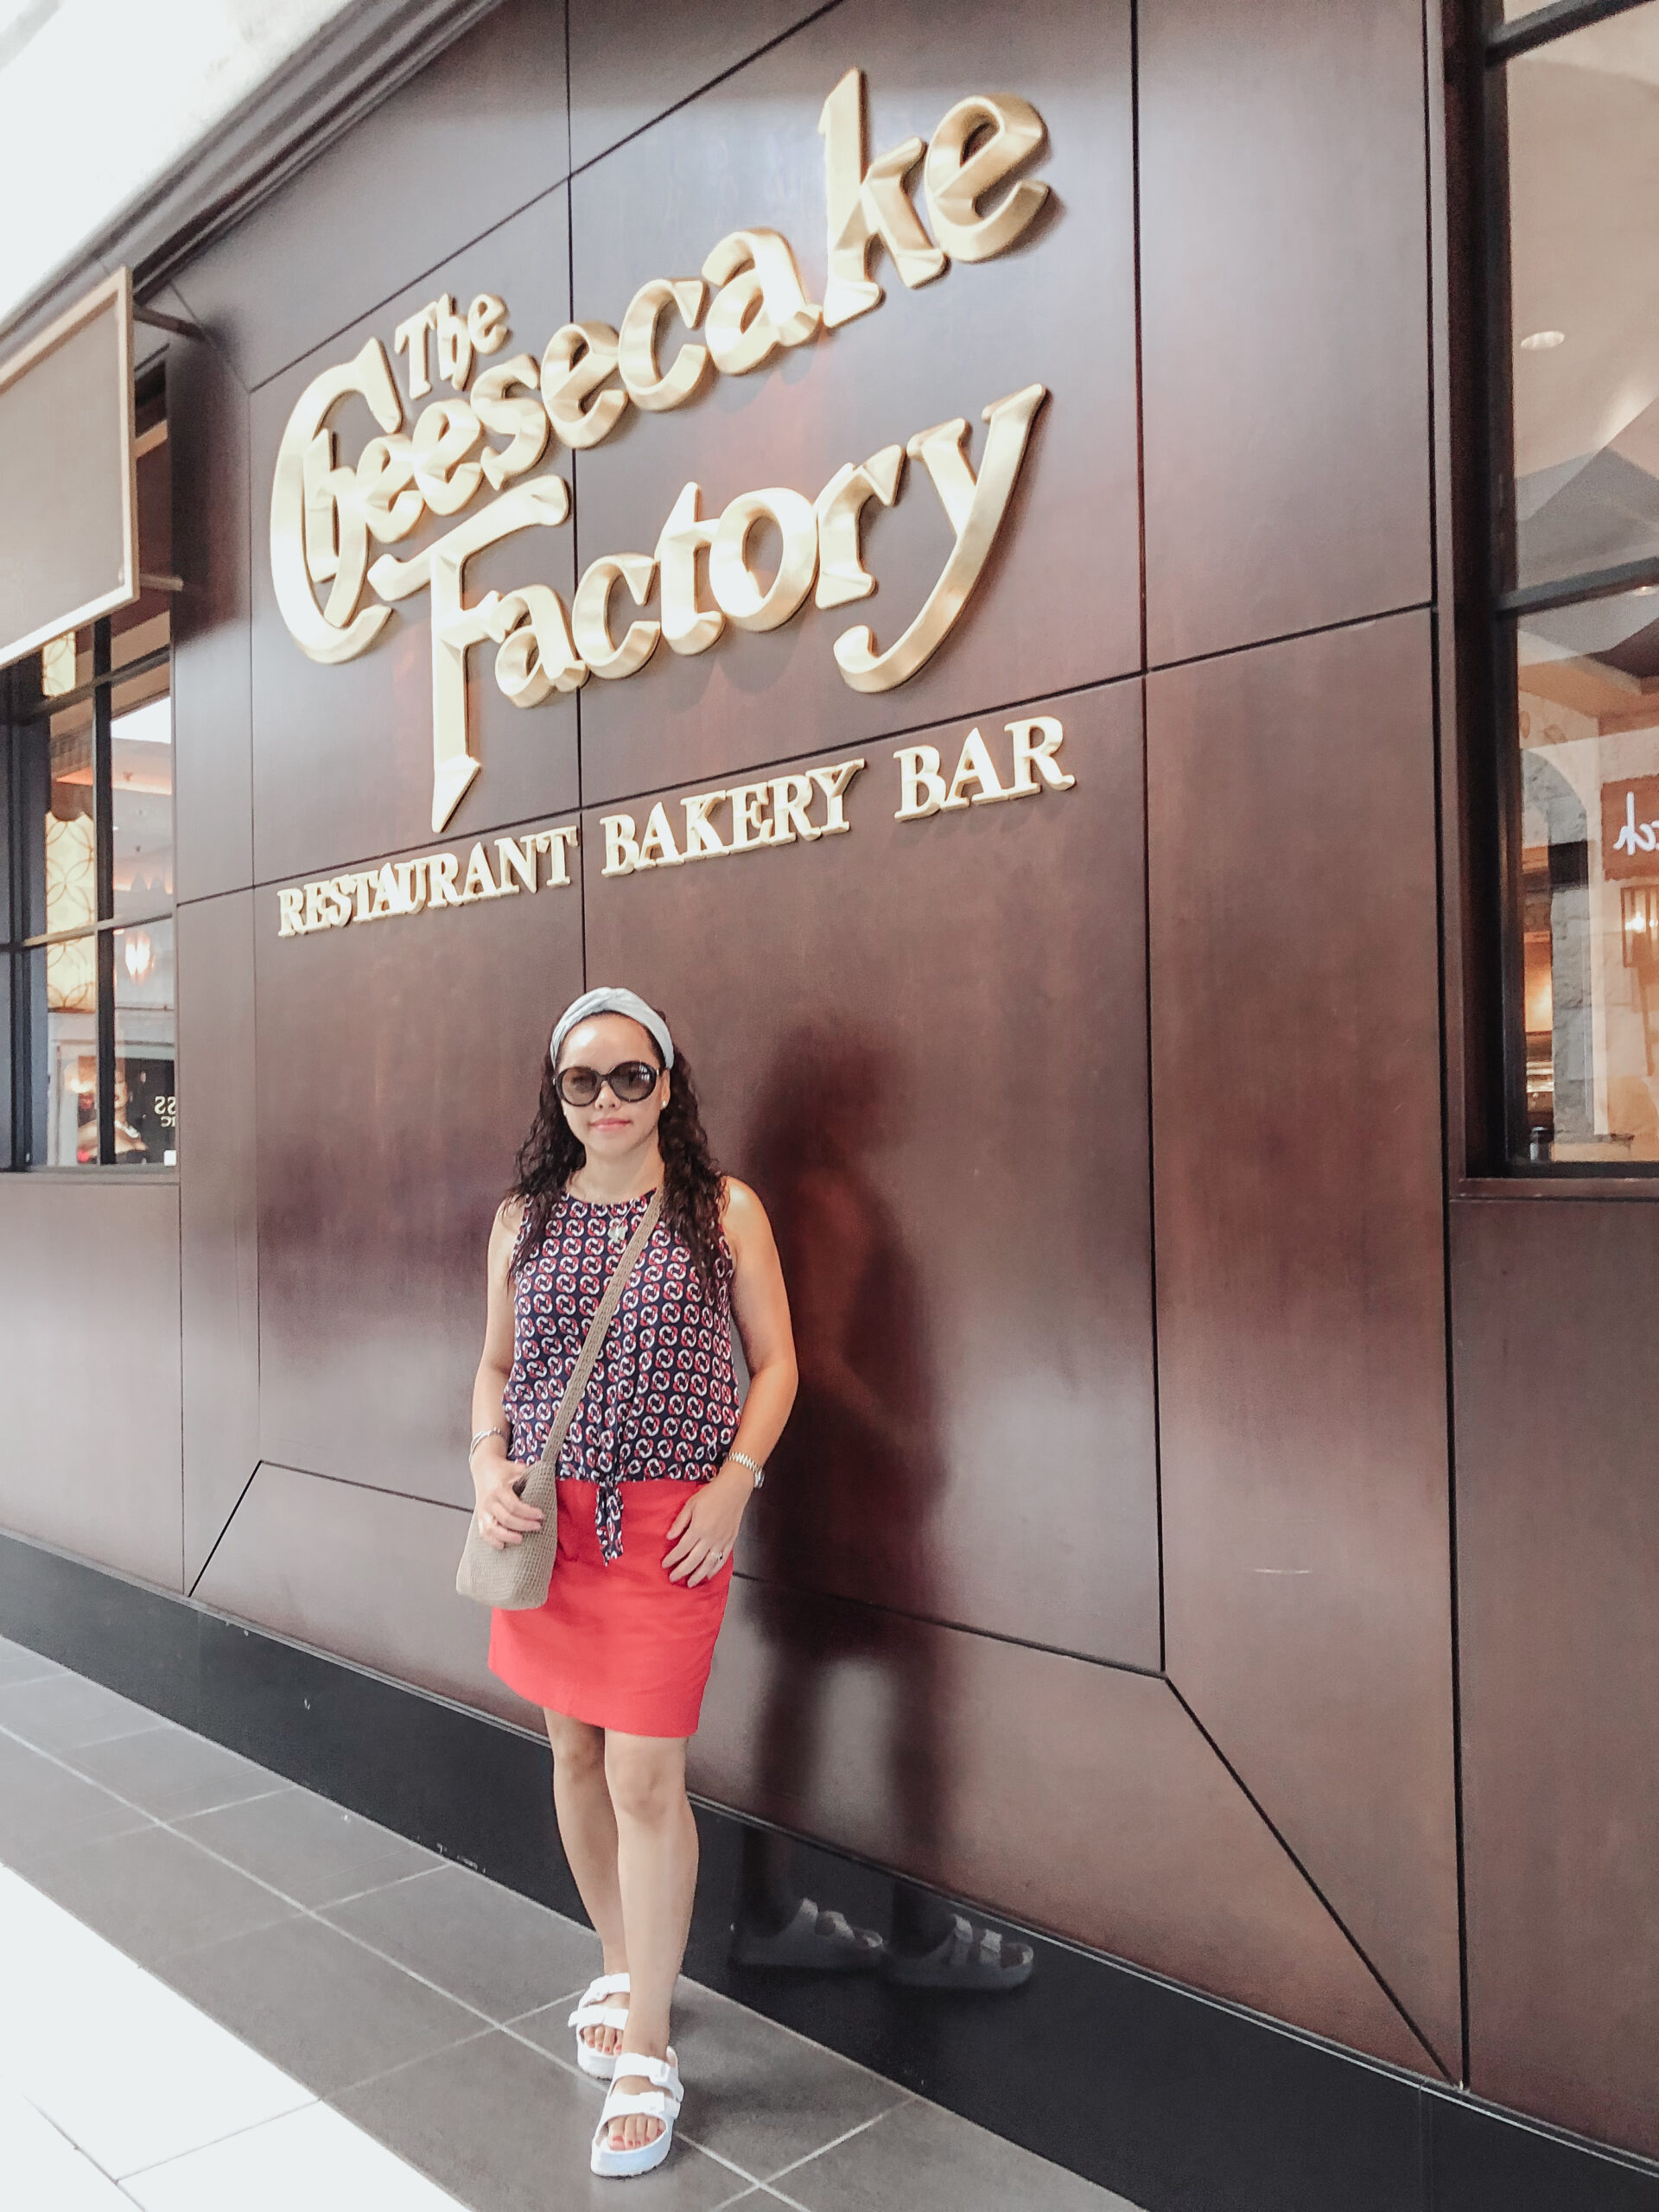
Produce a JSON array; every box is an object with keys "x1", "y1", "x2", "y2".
[
  {"x1": 543, "y1": 1709, "x2": 626, "y2": 2060},
  {"x1": 602, "y1": 1731, "x2": 698, "y2": 2152}
]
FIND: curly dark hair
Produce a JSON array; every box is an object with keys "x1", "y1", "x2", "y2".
[{"x1": 508, "y1": 1026, "x2": 728, "y2": 1294}]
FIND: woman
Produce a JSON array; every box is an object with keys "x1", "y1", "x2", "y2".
[{"x1": 469, "y1": 986, "x2": 797, "y2": 2178}]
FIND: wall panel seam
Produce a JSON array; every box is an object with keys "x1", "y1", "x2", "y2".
[
  {"x1": 215, "y1": 1454, "x2": 1168, "y2": 1677},
  {"x1": 565, "y1": 0, "x2": 849, "y2": 181},
  {"x1": 1166, "y1": 1681, "x2": 1452, "y2": 2081}
]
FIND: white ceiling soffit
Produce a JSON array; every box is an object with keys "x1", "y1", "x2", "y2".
[
  {"x1": 1509, "y1": 11, "x2": 1659, "y2": 485},
  {"x1": 0, "y1": 0, "x2": 357, "y2": 333}
]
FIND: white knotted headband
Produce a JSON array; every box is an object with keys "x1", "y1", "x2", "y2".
[{"x1": 550, "y1": 987, "x2": 675, "y2": 1071}]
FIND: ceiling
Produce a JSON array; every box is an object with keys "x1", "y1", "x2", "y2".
[{"x1": 0, "y1": 0, "x2": 353, "y2": 340}]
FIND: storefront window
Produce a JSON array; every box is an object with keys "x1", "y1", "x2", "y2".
[
  {"x1": 113, "y1": 918, "x2": 177, "y2": 1166},
  {"x1": 1491, "y1": 0, "x2": 1659, "y2": 1166},
  {"x1": 3, "y1": 372, "x2": 174, "y2": 1168}
]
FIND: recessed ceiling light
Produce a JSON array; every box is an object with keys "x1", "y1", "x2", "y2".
[{"x1": 1520, "y1": 329, "x2": 1567, "y2": 352}]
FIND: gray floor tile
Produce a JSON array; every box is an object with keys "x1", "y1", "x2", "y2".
[
  {"x1": 334, "y1": 2028, "x2": 746, "y2": 2211},
  {"x1": 62, "y1": 1726, "x2": 289, "y2": 1821},
  {"x1": 322, "y1": 1859, "x2": 601, "y2": 2020},
  {"x1": 0, "y1": 1729, "x2": 154, "y2": 1864},
  {"x1": 156, "y1": 1910, "x2": 486, "y2": 2095},
  {"x1": 769, "y1": 2097, "x2": 1143, "y2": 2212},
  {"x1": 0, "y1": 1635, "x2": 63, "y2": 1686},
  {"x1": 0, "y1": 1671, "x2": 171, "y2": 1751},
  {"x1": 512, "y1": 1976, "x2": 906, "y2": 2183},
  {"x1": 176, "y1": 1782, "x2": 439, "y2": 1906},
  {"x1": 23, "y1": 1820, "x2": 299, "y2": 1965}
]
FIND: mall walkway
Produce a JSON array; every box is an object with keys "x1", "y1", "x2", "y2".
[{"x1": 0, "y1": 1633, "x2": 1134, "y2": 2211}]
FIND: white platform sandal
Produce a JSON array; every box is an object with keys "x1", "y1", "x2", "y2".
[
  {"x1": 589, "y1": 2048, "x2": 683, "y2": 2178},
  {"x1": 567, "y1": 1972, "x2": 631, "y2": 2080}
]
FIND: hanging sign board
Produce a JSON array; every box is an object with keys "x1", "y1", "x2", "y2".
[{"x1": 0, "y1": 268, "x2": 138, "y2": 671}]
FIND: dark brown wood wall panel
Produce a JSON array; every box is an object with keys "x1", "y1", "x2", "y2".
[
  {"x1": 582, "y1": 682, "x2": 1160, "y2": 1667},
  {"x1": 695, "y1": 1580, "x2": 1436, "y2": 2075},
  {"x1": 1139, "y1": 0, "x2": 1433, "y2": 666},
  {"x1": 1452, "y1": 1198, "x2": 1659, "y2": 2162},
  {"x1": 1148, "y1": 613, "x2": 1460, "y2": 2069},
  {"x1": 569, "y1": 0, "x2": 1139, "y2": 807},
  {"x1": 569, "y1": 0, "x2": 835, "y2": 172},
  {"x1": 171, "y1": 0, "x2": 571, "y2": 391},
  {"x1": 0, "y1": 1181, "x2": 182, "y2": 1589},
  {"x1": 247, "y1": 192, "x2": 575, "y2": 887},
  {"x1": 177, "y1": 892, "x2": 261, "y2": 1586},
  {"x1": 254, "y1": 824, "x2": 584, "y2": 1507},
  {"x1": 168, "y1": 308, "x2": 253, "y2": 903},
  {"x1": 194, "y1": 1460, "x2": 518, "y2": 1724}
]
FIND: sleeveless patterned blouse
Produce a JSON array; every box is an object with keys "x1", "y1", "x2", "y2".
[{"x1": 503, "y1": 1192, "x2": 740, "y2": 1561}]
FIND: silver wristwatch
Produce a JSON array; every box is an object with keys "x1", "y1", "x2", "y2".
[{"x1": 728, "y1": 1448, "x2": 765, "y2": 1490}]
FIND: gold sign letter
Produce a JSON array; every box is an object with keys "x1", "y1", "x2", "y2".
[
  {"x1": 655, "y1": 484, "x2": 724, "y2": 656},
  {"x1": 710, "y1": 488, "x2": 818, "y2": 630},
  {"x1": 923, "y1": 95, "x2": 1050, "y2": 262},
  {"x1": 355, "y1": 434, "x2": 423, "y2": 544},
  {"x1": 369, "y1": 475, "x2": 577, "y2": 831},
  {"x1": 701, "y1": 229, "x2": 821, "y2": 375},
  {"x1": 818, "y1": 69, "x2": 946, "y2": 329},
  {"x1": 573, "y1": 554, "x2": 661, "y2": 680},
  {"x1": 942, "y1": 726, "x2": 1012, "y2": 808},
  {"x1": 393, "y1": 305, "x2": 438, "y2": 397},
  {"x1": 469, "y1": 294, "x2": 509, "y2": 353},
  {"x1": 1008, "y1": 715, "x2": 1074, "y2": 792},
  {"x1": 894, "y1": 745, "x2": 947, "y2": 821},
  {"x1": 811, "y1": 758, "x2": 865, "y2": 832},
  {"x1": 835, "y1": 384, "x2": 1046, "y2": 693},
  {"x1": 434, "y1": 294, "x2": 474, "y2": 390},
  {"x1": 271, "y1": 338, "x2": 404, "y2": 664},
  {"x1": 410, "y1": 400, "x2": 483, "y2": 516},
  {"x1": 618, "y1": 278, "x2": 709, "y2": 411},
  {"x1": 472, "y1": 354, "x2": 550, "y2": 491},
  {"x1": 603, "y1": 815, "x2": 641, "y2": 876},
  {"x1": 542, "y1": 322, "x2": 630, "y2": 449},
  {"x1": 814, "y1": 444, "x2": 904, "y2": 608}
]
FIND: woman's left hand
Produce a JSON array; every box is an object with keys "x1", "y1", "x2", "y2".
[{"x1": 663, "y1": 1463, "x2": 750, "y2": 1586}]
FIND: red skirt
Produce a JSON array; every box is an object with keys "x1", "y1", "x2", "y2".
[{"x1": 488, "y1": 1478, "x2": 732, "y2": 1738}]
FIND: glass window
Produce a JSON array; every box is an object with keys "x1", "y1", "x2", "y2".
[
  {"x1": 114, "y1": 919, "x2": 176, "y2": 1166},
  {"x1": 1513, "y1": 594, "x2": 1659, "y2": 1160},
  {"x1": 110, "y1": 671, "x2": 174, "y2": 925},
  {"x1": 3, "y1": 365, "x2": 175, "y2": 1170},
  {"x1": 17, "y1": 942, "x2": 99, "y2": 1168},
  {"x1": 42, "y1": 702, "x2": 98, "y2": 938},
  {"x1": 1503, "y1": 7, "x2": 1659, "y2": 591},
  {"x1": 1489, "y1": 0, "x2": 1659, "y2": 1170}
]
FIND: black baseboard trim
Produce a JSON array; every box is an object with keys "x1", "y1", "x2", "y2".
[{"x1": 3, "y1": 1528, "x2": 1656, "y2": 2212}]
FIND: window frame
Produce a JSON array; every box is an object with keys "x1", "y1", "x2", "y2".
[
  {"x1": 1473, "y1": 0, "x2": 1659, "y2": 1179},
  {"x1": 3, "y1": 360, "x2": 175, "y2": 1173}
]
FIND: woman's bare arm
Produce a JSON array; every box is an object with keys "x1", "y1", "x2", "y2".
[
  {"x1": 470, "y1": 1198, "x2": 543, "y2": 1548},
  {"x1": 722, "y1": 1178, "x2": 799, "y2": 1465}
]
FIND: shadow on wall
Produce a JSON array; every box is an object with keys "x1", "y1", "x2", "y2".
[{"x1": 728, "y1": 1025, "x2": 1032, "y2": 1989}]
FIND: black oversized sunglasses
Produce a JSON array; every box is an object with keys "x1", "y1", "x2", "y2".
[{"x1": 555, "y1": 1059, "x2": 663, "y2": 1107}]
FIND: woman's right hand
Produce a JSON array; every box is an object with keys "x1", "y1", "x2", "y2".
[{"x1": 472, "y1": 1448, "x2": 544, "y2": 1551}]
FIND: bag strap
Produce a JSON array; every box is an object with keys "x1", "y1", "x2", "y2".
[{"x1": 530, "y1": 1188, "x2": 664, "y2": 1485}]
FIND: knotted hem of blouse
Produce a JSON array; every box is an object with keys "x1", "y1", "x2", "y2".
[{"x1": 594, "y1": 1471, "x2": 625, "y2": 1563}]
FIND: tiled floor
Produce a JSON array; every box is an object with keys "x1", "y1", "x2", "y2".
[{"x1": 0, "y1": 1635, "x2": 1137, "y2": 2210}]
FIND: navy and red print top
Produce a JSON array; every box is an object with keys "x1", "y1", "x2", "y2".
[{"x1": 503, "y1": 1192, "x2": 740, "y2": 1560}]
